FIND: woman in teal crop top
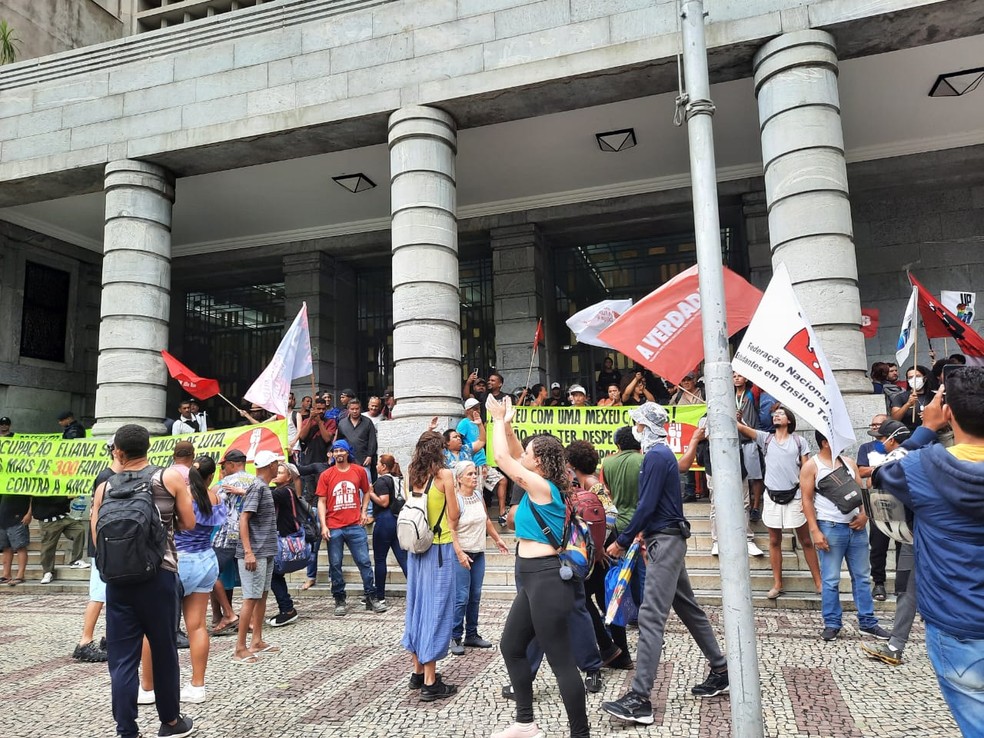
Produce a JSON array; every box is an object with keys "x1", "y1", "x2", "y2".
[{"x1": 486, "y1": 395, "x2": 590, "y2": 738}]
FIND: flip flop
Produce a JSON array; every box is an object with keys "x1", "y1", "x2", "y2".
[
  {"x1": 210, "y1": 619, "x2": 239, "y2": 636},
  {"x1": 7, "y1": 578, "x2": 25, "y2": 586},
  {"x1": 231, "y1": 653, "x2": 259, "y2": 665},
  {"x1": 766, "y1": 587, "x2": 785, "y2": 599},
  {"x1": 254, "y1": 644, "x2": 281, "y2": 655},
  {"x1": 0, "y1": 577, "x2": 9, "y2": 584}
]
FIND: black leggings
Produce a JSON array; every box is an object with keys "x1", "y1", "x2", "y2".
[{"x1": 501, "y1": 556, "x2": 589, "y2": 738}]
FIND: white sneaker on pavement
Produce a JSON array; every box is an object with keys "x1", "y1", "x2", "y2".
[
  {"x1": 137, "y1": 688, "x2": 155, "y2": 705},
  {"x1": 69, "y1": 559, "x2": 91, "y2": 569},
  {"x1": 747, "y1": 541, "x2": 765, "y2": 557},
  {"x1": 180, "y1": 683, "x2": 207, "y2": 704},
  {"x1": 491, "y1": 723, "x2": 545, "y2": 738},
  {"x1": 710, "y1": 542, "x2": 719, "y2": 556},
  {"x1": 40, "y1": 572, "x2": 53, "y2": 584}
]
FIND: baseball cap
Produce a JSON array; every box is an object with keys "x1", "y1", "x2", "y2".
[
  {"x1": 869, "y1": 419, "x2": 911, "y2": 441},
  {"x1": 56, "y1": 410, "x2": 73, "y2": 421},
  {"x1": 220, "y1": 449, "x2": 248, "y2": 464},
  {"x1": 253, "y1": 449, "x2": 284, "y2": 468},
  {"x1": 0, "y1": 416, "x2": 10, "y2": 425},
  {"x1": 173, "y1": 440, "x2": 195, "y2": 458},
  {"x1": 340, "y1": 388, "x2": 357, "y2": 398},
  {"x1": 464, "y1": 398, "x2": 480, "y2": 410},
  {"x1": 568, "y1": 384, "x2": 587, "y2": 395},
  {"x1": 550, "y1": 382, "x2": 560, "y2": 390}
]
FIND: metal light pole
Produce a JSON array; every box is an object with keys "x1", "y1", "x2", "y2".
[{"x1": 678, "y1": 1, "x2": 764, "y2": 735}]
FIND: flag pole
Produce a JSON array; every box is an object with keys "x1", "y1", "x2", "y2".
[
  {"x1": 679, "y1": 2, "x2": 764, "y2": 735},
  {"x1": 524, "y1": 347, "x2": 537, "y2": 395},
  {"x1": 912, "y1": 322, "x2": 919, "y2": 424},
  {"x1": 216, "y1": 392, "x2": 242, "y2": 413}
]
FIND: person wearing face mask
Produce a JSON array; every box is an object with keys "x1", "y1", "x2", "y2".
[{"x1": 889, "y1": 365, "x2": 938, "y2": 432}]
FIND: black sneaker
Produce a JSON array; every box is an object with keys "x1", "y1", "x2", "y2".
[
  {"x1": 409, "y1": 672, "x2": 441, "y2": 690},
  {"x1": 99, "y1": 636, "x2": 107, "y2": 650},
  {"x1": 73, "y1": 641, "x2": 108, "y2": 663},
  {"x1": 872, "y1": 584, "x2": 887, "y2": 601},
  {"x1": 158, "y1": 714, "x2": 195, "y2": 738},
  {"x1": 334, "y1": 599, "x2": 347, "y2": 617},
  {"x1": 419, "y1": 675, "x2": 457, "y2": 702},
  {"x1": 501, "y1": 684, "x2": 516, "y2": 700},
  {"x1": 608, "y1": 651, "x2": 634, "y2": 670},
  {"x1": 822, "y1": 627, "x2": 841, "y2": 641},
  {"x1": 463, "y1": 634, "x2": 493, "y2": 648},
  {"x1": 268, "y1": 609, "x2": 298, "y2": 627},
  {"x1": 584, "y1": 669, "x2": 602, "y2": 693},
  {"x1": 860, "y1": 641, "x2": 903, "y2": 666},
  {"x1": 691, "y1": 669, "x2": 729, "y2": 697},
  {"x1": 860, "y1": 624, "x2": 891, "y2": 640},
  {"x1": 601, "y1": 691, "x2": 654, "y2": 725},
  {"x1": 366, "y1": 596, "x2": 389, "y2": 613},
  {"x1": 175, "y1": 630, "x2": 190, "y2": 650}
]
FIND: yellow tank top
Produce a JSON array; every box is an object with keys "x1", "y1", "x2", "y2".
[{"x1": 426, "y1": 482, "x2": 453, "y2": 545}]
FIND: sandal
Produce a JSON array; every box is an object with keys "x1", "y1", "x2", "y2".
[
  {"x1": 0, "y1": 577, "x2": 9, "y2": 584},
  {"x1": 231, "y1": 653, "x2": 259, "y2": 665},
  {"x1": 8, "y1": 578, "x2": 25, "y2": 586},
  {"x1": 766, "y1": 587, "x2": 785, "y2": 599},
  {"x1": 254, "y1": 644, "x2": 281, "y2": 655},
  {"x1": 300, "y1": 579, "x2": 316, "y2": 591}
]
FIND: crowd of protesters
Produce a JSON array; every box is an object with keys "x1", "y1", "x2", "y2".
[{"x1": 1, "y1": 353, "x2": 981, "y2": 738}]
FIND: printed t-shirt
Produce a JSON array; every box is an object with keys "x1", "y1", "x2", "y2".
[{"x1": 316, "y1": 464, "x2": 370, "y2": 529}]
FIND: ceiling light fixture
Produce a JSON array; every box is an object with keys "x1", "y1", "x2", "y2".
[
  {"x1": 929, "y1": 67, "x2": 984, "y2": 97},
  {"x1": 595, "y1": 128, "x2": 637, "y2": 152},
  {"x1": 332, "y1": 173, "x2": 376, "y2": 193}
]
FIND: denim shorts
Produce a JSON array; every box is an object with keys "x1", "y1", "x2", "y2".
[
  {"x1": 89, "y1": 560, "x2": 107, "y2": 603},
  {"x1": 238, "y1": 556, "x2": 274, "y2": 599},
  {"x1": 178, "y1": 549, "x2": 220, "y2": 595},
  {"x1": 0, "y1": 523, "x2": 29, "y2": 551}
]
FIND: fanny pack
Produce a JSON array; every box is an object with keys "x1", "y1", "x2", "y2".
[
  {"x1": 817, "y1": 460, "x2": 864, "y2": 514},
  {"x1": 767, "y1": 487, "x2": 798, "y2": 505}
]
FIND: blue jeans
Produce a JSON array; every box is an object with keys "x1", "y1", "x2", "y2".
[
  {"x1": 453, "y1": 551, "x2": 486, "y2": 640},
  {"x1": 817, "y1": 520, "x2": 877, "y2": 630},
  {"x1": 327, "y1": 524, "x2": 375, "y2": 601},
  {"x1": 925, "y1": 622, "x2": 984, "y2": 737},
  {"x1": 371, "y1": 511, "x2": 407, "y2": 601}
]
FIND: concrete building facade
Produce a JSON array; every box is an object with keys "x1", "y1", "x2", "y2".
[{"x1": 0, "y1": 0, "x2": 982, "y2": 456}]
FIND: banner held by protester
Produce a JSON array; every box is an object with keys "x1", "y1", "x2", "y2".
[
  {"x1": 733, "y1": 263, "x2": 855, "y2": 457},
  {"x1": 0, "y1": 420, "x2": 287, "y2": 496}
]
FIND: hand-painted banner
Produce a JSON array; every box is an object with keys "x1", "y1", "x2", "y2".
[
  {"x1": 0, "y1": 420, "x2": 288, "y2": 496},
  {"x1": 487, "y1": 404, "x2": 707, "y2": 466}
]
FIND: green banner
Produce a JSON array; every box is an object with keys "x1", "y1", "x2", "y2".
[
  {"x1": 0, "y1": 420, "x2": 288, "y2": 496},
  {"x1": 487, "y1": 404, "x2": 707, "y2": 465}
]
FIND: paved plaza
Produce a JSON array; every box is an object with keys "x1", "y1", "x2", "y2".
[{"x1": 0, "y1": 591, "x2": 957, "y2": 738}]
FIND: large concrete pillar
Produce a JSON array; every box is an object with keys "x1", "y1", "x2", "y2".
[
  {"x1": 377, "y1": 106, "x2": 460, "y2": 466},
  {"x1": 753, "y1": 31, "x2": 883, "y2": 434},
  {"x1": 491, "y1": 224, "x2": 548, "y2": 392},
  {"x1": 92, "y1": 160, "x2": 175, "y2": 438}
]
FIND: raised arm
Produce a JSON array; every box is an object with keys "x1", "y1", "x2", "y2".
[{"x1": 487, "y1": 394, "x2": 552, "y2": 504}]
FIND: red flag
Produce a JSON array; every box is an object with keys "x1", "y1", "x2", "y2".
[
  {"x1": 161, "y1": 351, "x2": 221, "y2": 400},
  {"x1": 909, "y1": 274, "x2": 984, "y2": 361},
  {"x1": 860, "y1": 308, "x2": 879, "y2": 339},
  {"x1": 598, "y1": 265, "x2": 763, "y2": 384},
  {"x1": 533, "y1": 319, "x2": 544, "y2": 349}
]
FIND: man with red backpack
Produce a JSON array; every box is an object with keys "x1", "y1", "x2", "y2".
[{"x1": 602, "y1": 403, "x2": 728, "y2": 726}]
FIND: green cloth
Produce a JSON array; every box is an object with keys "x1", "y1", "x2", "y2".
[{"x1": 601, "y1": 450, "x2": 643, "y2": 531}]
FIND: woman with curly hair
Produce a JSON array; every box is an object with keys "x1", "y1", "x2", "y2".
[
  {"x1": 402, "y1": 430, "x2": 461, "y2": 702},
  {"x1": 487, "y1": 394, "x2": 589, "y2": 738}
]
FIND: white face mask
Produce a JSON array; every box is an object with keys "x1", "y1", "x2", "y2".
[
  {"x1": 910, "y1": 376, "x2": 925, "y2": 391},
  {"x1": 631, "y1": 426, "x2": 643, "y2": 443}
]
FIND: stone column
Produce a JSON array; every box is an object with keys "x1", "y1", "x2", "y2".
[
  {"x1": 92, "y1": 160, "x2": 175, "y2": 438},
  {"x1": 378, "y1": 106, "x2": 460, "y2": 465},
  {"x1": 753, "y1": 31, "x2": 883, "y2": 434},
  {"x1": 491, "y1": 224, "x2": 548, "y2": 391}
]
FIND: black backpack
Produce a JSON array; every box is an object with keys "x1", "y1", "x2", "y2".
[{"x1": 96, "y1": 466, "x2": 167, "y2": 585}]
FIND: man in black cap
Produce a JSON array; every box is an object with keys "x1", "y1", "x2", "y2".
[
  {"x1": 0, "y1": 416, "x2": 13, "y2": 437},
  {"x1": 57, "y1": 410, "x2": 86, "y2": 439}
]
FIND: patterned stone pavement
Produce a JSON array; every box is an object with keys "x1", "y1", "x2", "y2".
[{"x1": 0, "y1": 593, "x2": 957, "y2": 738}]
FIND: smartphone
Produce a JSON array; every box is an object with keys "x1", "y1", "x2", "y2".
[{"x1": 941, "y1": 363, "x2": 963, "y2": 405}]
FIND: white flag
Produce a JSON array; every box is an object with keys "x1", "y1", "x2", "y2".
[
  {"x1": 940, "y1": 290, "x2": 975, "y2": 327},
  {"x1": 733, "y1": 264, "x2": 855, "y2": 457},
  {"x1": 896, "y1": 286, "x2": 918, "y2": 367},
  {"x1": 245, "y1": 302, "x2": 313, "y2": 417},
  {"x1": 566, "y1": 299, "x2": 633, "y2": 349}
]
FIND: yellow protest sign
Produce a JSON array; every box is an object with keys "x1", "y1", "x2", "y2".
[
  {"x1": 0, "y1": 420, "x2": 288, "y2": 496},
  {"x1": 486, "y1": 405, "x2": 707, "y2": 465}
]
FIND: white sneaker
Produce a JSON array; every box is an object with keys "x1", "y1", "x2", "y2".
[
  {"x1": 747, "y1": 541, "x2": 765, "y2": 557},
  {"x1": 137, "y1": 688, "x2": 155, "y2": 705},
  {"x1": 69, "y1": 559, "x2": 91, "y2": 569},
  {"x1": 710, "y1": 542, "x2": 719, "y2": 556},
  {"x1": 180, "y1": 683, "x2": 207, "y2": 704},
  {"x1": 491, "y1": 723, "x2": 545, "y2": 738},
  {"x1": 40, "y1": 572, "x2": 53, "y2": 584}
]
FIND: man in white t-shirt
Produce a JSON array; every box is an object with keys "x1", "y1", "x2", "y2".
[{"x1": 801, "y1": 431, "x2": 890, "y2": 643}]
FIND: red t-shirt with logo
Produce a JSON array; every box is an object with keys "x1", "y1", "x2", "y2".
[{"x1": 316, "y1": 464, "x2": 369, "y2": 529}]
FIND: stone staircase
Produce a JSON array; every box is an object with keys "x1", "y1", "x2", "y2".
[{"x1": 5, "y1": 501, "x2": 896, "y2": 614}]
